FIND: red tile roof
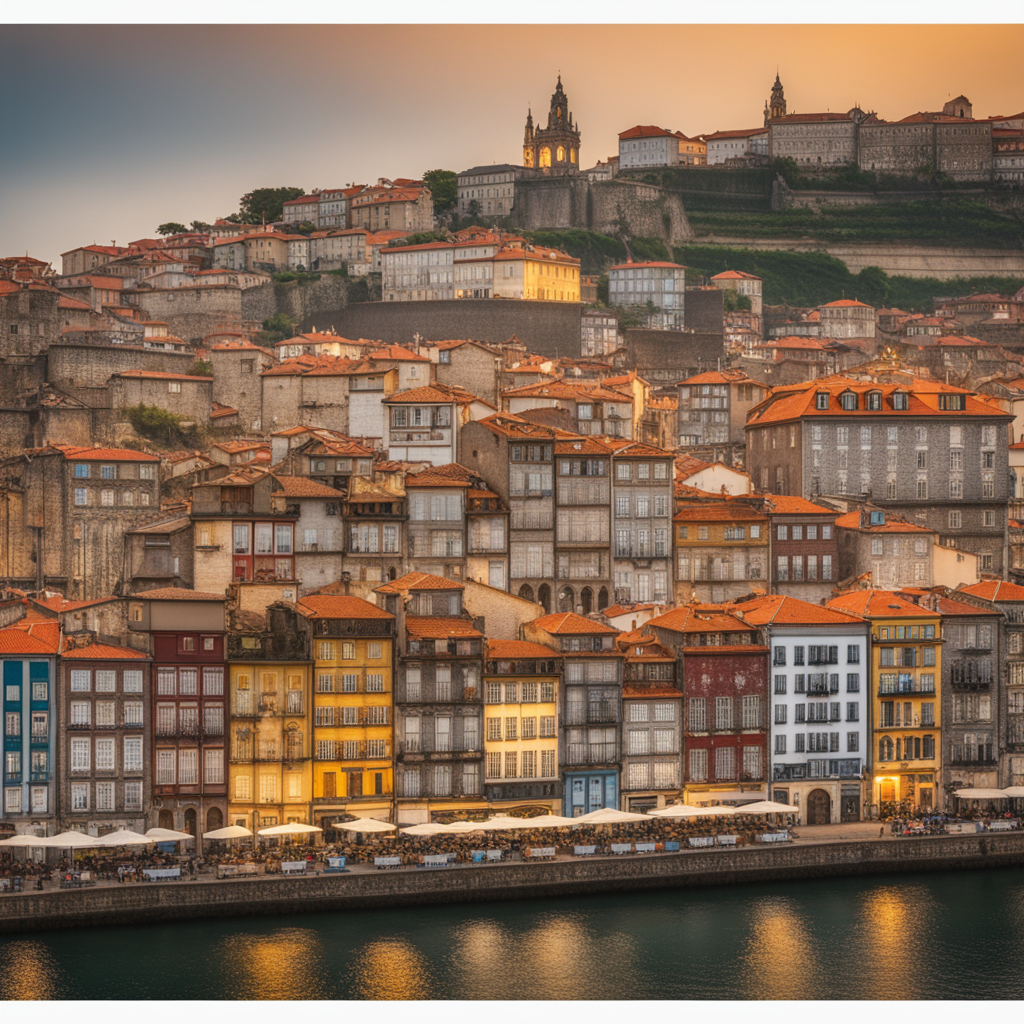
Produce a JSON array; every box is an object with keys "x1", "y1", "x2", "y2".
[
  {"x1": 296, "y1": 595, "x2": 394, "y2": 620},
  {"x1": 731, "y1": 594, "x2": 865, "y2": 626},
  {"x1": 404, "y1": 464, "x2": 475, "y2": 488},
  {"x1": 62, "y1": 642, "x2": 148, "y2": 660},
  {"x1": 405, "y1": 616, "x2": 482, "y2": 639},
  {"x1": 711, "y1": 270, "x2": 762, "y2": 281},
  {"x1": 385, "y1": 383, "x2": 492, "y2": 407},
  {"x1": 485, "y1": 639, "x2": 560, "y2": 660},
  {"x1": 366, "y1": 344, "x2": 430, "y2": 363},
  {"x1": 826, "y1": 589, "x2": 938, "y2": 619},
  {"x1": 959, "y1": 580, "x2": 1024, "y2": 603},
  {"x1": 759, "y1": 495, "x2": 837, "y2": 515},
  {"x1": 531, "y1": 612, "x2": 619, "y2": 636},
  {"x1": 0, "y1": 619, "x2": 60, "y2": 655},
  {"x1": 113, "y1": 370, "x2": 212, "y2": 382},
  {"x1": 133, "y1": 587, "x2": 224, "y2": 601},
  {"x1": 40, "y1": 444, "x2": 159, "y2": 462},
  {"x1": 834, "y1": 511, "x2": 934, "y2": 534},
  {"x1": 647, "y1": 605, "x2": 750, "y2": 635},
  {"x1": 674, "y1": 503, "x2": 768, "y2": 523},
  {"x1": 32, "y1": 595, "x2": 119, "y2": 613},
  {"x1": 608, "y1": 262, "x2": 685, "y2": 271},
  {"x1": 375, "y1": 572, "x2": 463, "y2": 593},
  {"x1": 271, "y1": 475, "x2": 346, "y2": 499},
  {"x1": 678, "y1": 369, "x2": 764, "y2": 387}
]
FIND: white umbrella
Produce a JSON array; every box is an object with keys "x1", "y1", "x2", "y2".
[
  {"x1": 521, "y1": 814, "x2": 577, "y2": 828},
  {"x1": 98, "y1": 829, "x2": 155, "y2": 847},
  {"x1": 203, "y1": 825, "x2": 253, "y2": 840},
  {"x1": 333, "y1": 818, "x2": 396, "y2": 833},
  {"x1": 953, "y1": 788, "x2": 1008, "y2": 801},
  {"x1": 0, "y1": 833, "x2": 53, "y2": 847},
  {"x1": 649, "y1": 803, "x2": 739, "y2": 818},
  {"x1": 1002, "y1": 787, "x2": 1024, "y2": 798},
  {"x1": 401, "y1": 823, "x2": 449, "y2": 835},
  {"x1": 480, "y1": 815, "x2": 535, "y2": 830},
  {"x1": 257, "y1": 822, "x2": 322, "y2": 837},
  {"x1": 737, "y1": 800, "x2": 798, "y2": 815},
  {"x1": 145, "y1": 828, "x2": 195, "y2": 842},
  {"x1": 432, "y1": 821, "x2": 486, "y2": 834},
  {"x1": 49, "y1": 830, "x2": 106, "y2": 848},
  {"x1": 572, "y1": 807, "x2": 651, "y2": 825}
]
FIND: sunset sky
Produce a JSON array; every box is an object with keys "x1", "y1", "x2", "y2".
[{"x1": 3, "y1": 23, "x2": 1024, "y2": 265}]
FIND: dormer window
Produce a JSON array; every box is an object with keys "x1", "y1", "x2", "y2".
[
  {"x1": 892, "y1": 392, "x2": 909, "y2": 410},
  {"x1": 840, "y1": 391, "x2": 858, "y2": 411},
  {"x1": 866, "y1": 391, "x2": 882, "y2": 410},
  {"x1": 939, "y1": 394, "x2": 966, "y2": 411},
  {"x1": 815, "y1": 392, "x2": 829, "y2": 410}
]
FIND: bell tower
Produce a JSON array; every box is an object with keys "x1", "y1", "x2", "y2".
[
  {"x1": 523, "y1": 75, "x2": 581, "y2": 176},
  {"x1": 766, "y1": 72, "x2": 787, "y2": 125}
]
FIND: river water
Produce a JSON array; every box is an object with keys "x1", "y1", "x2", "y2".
[{"x1": 2, "y1": 867, "x2": 1024, "y2": 1000}]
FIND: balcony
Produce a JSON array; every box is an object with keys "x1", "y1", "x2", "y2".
[
  {"x1": 397, "y1": 740, "x2": 482, "y2": 760},
  {"x1": 564, "y1": 742, "x2": 619, "y2": 766},
  {"x1": 30, "y1": 771, "x2": 52, "y2": 782},
  {"x1": 312, "y1": 620, "x2": 395, "y2": 638},
  {"x1": 878, "y1": 683, "x2": 936, "y2": 696},
  {"x1": 315, "y1": 743, "x2": 392, "y2": 762},
  {"x1": 562, "y1": 703, "x2": 620, "y2": 726},
  {"x1": 396, "y1": 685, "x2": 479, "y2": 704},
  {"x1": 156, "y1": 725, "x2": 201, "y2": 739}
]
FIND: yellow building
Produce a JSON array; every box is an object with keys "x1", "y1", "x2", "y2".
[
  {"x1": 483, "y1": 640, "x2": 563, "y2": 813},
  {"x1": 828, "y1": 589, "x2": 942, "y2": 815},
  {"x1": 297, "y1": 594, "x2": 396, "y2": 826},
  {"x1": 227, "y1": 605, "x2": 314, "y2": 832},
  {"x1": 493, "y1": 246, "x2": 580, "y2": 303}
]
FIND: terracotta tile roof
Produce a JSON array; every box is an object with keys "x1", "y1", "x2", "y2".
[
  {"x1": 271, "y1": 475, "x2": 346, "y2": 499},
  {"x1": 618, "y1": 125, "x2": 687, "y2": 140},
  {"x1": 834, "y1": 511, "x2": 934, "y2": 533},
  {"x1": 405, "y1": 616, "x2": 482, "y2": 639},
  {"x1": 822, "y1": 299, "x2": 874, "y2": 309},
  {"x1": 681, "y1": 644, "x2": 770, "y2": 654},
  {"x1": 467, "y1": 487, "x2": 499, "y2": 500},
  {"x1": 485, "y1": 639, "x2": 560, "y2": 660},
  {"x1": 209, "y1": 403, "x2": 238, "y2": 419},
  {"x1": 366, "y1": 344, "x2": 430, "y2": 362},
  {"x1": 759, "y1": 495, "x2": 836, "y2": 515},
  {"x1": 554, "y1": 437, "x2": 613, "y2": 455},
  {"x1": 731, "y1": 594, "x2": 865, "y2": 626},
  {"x1": 375, "y1": 572, "x2": 463, "y2": 593},
  {"x1": 928, "y1": 595, "x2": 996, "y2": 617},
  {"x1": 405, "y1": 464, "x2": 475, "y2": 488},
  {"x1": 647, "y1": 605, "x2": 752, "y2": 635},
  {"x1": 531, "y1": 612, "x2": 619, "y2": 636},
  {"x1": 0, "y1": 619, "x2": 60, "y2": 655},
  {"x1": 678, "y1": 369, "x2": 763, "y2": 386},
  {"x1": 673, "y1": 503, "x2": 768, "y2": 523},
  {"x1": 826, "y1": 589, "x2": 937, "y2": 619},
  {"x1": 133, "y1": 587, "x2": 224, "y2": 601},
  {"x1": 959, "y1": 580, "x2": 1024, "y2": 603},
  {"x1": 41, "y1": 444, "x2": 159, "y2": 462},
  {"x1": 33, "y1": 595, "x2": 118, "y2": 613},
  {"x1": 113, "y1": 370, "x2": 212, "y2": 382},
  {"x1": 62, "y1": 642, "x2": 148, "y2": 660},
  {"x1": 711, "y1": 270, "x2": 762, "y2": 281},
  {"x1": 296, "y1": 595, "x2": 394, "y2": 620},
  {"x1": 603, "y1": 602, "x2": 655, "y2": 619},
  {"x1": 608, "y1": 261, "x2": 685, "y2": 271},
  {"x1": 384, "y1": 383, "x2": 492, "y2": 408},
  {"x1": 703, "y1": 127, "x2": 768, "y2": 140}
]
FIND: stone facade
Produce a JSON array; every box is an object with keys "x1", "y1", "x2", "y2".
[{"x1": 108, "y1": 372, "x2": 213, "y2": 426}]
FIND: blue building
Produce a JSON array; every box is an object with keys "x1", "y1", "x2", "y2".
[{"x1": 2, "y1": 617, "x2": 60, "y2": 833}]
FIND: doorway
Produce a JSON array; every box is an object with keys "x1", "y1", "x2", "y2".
[
  {"x1": 323, "y1": 772, "x2": 337, "y2": 800},
  {"x1": 158, "y1": 809, "x2": 174, "y2": 830},
  {"x1": 806, "y1": 788, "x2": 831, "y2": 825},
  {"x1": 183, "y1": 807, "x2": 197, "y2": 837},
  {"x1": 206, "y1": 807, "x2": 223, "y2": 832},
  {"x1": 580, "y1": 587, "x2": 593, "y2": 614}
]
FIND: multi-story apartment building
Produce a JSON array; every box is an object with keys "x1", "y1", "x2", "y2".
[
  {"x1": 60, "y1": 640, "x2": 151, "y2": 834},
  {"x1": 607, "y1": 262, "x2": 686, "y2": 329},
  {"x1": 836, "y1": 508, "x2": 939, "y2": 589},
  {"x1": 467, "y1": 482, "x2": 509, "y2": 592},
  {"x1": 818, "y1": 299, "x2": 876, "y2": 340},
  {"x1": 525, "y1": 612, "x2": 623, "y2": 818},
  {"x1": 460, "y1": 414, "x2": 557, "y2": 611},
  {"x1": 673, "y1": 502, "x2": 769, "y2": 604},
  {"x1": 581, "y1": 310, "x2": 621, "y2": 358},
  {"x1": 226, "y1": 604, "x2": 313, "y2": 834},
  {"x1": 647, "y1": 604, "x2": 769, "y2": 805},
  {"x1": 456, "y1": 164, "x2": 540, "y2": 218},
  {"x1": 298, "y1": 594, "x2": 395, "y2": 827},
  {"x1": 827, "y1": 589, "x2": 942, "y2": 816},
  {"x1": 2, "y1": 616, "x2": 60, "y2": 831},
  {"x1": 607, "y1": 441, "x2": 674, "y2": 606},
  {"x1": 191, "y1": 466, "x2": 296, "y2": 592},
  {"x1": 128, "y1": 588, "x2": 228, "y2": 846},
  {"x1": 503, "y1": 379, "x2": 637, "y2": 440},
  {"x1": 377, "y1": 573, "x2": 485, "y2": 823},
  {"x1": 676, "y1": 370, "x2": 768, "y2": 465},
  {"x1": 745, "y1": 377, "x2": 1012, "y2": 575},
  {"x1": 768, "y1": 108, "x2": 875, "y2": 167},
  {"x1": 554, "y1": 437, "x2": 612, "y2": 614},
  {"x1": 405, "y1": 465, "x2": 477, "y2": 582},
  {"x1": 342, "y1": 474, "x2": 407, "y2": 589},
  {"x1": 618, "y1": 630, "x2": 682, "y2": 812},
  {"x1": 483, "y1": 639, "x2": 562, "y2": 813},
  {"x1": 711, "y1": 270, "x2": 763, "y2": 318},
  {"x1": 0, "y1": 445, "x2": 162, "y2": 600},
  {"x1": 617, "y1": 125, "x2": 691, "y2": 169},
  {"x1": 383, "y1": 383, "x2": 494, "y2": 466},
  {"x1": 763, "y1": 495, "x2": 839, "y2": 604},
  {"x1": 704, "y1": 128, "x2": 769, "y2": 164},
  {"x1": 733, "y1": 594, "x2": 870, "y2": 824},
  {"x1": 958, "y1": 579, "x2": 1024, "y2": 790}
]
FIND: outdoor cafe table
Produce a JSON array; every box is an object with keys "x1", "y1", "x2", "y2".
[
  {"x1": 280, "y1": 861, "x2": 308, "y2": 874},
  {"x1": 526, "y1": 847, "x2": 556, "y2": 858},
  {"x1": 688, "y1": 836, "x2": 715, "y2": 848},
  {"x1": 142, "y1": 867, "x2": 181, "y2": 881},
  {"x1": 635, "y1": 842, "x2": 656, "y2": 853},
  {"x1": 716, "y1": 835, "x2": 740, "y2": 846},
  {"x1": 756, "y1": 831, "x2": 789, "y2": 843}
]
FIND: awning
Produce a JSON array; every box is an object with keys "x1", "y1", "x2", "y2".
[{"x1": 953, "y1": 788, "x2": 1008, "y2": 800}]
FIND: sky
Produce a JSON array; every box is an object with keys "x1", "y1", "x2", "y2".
[{"x1": 2, "y1": 23, "x2": 1024, "y2": 267}]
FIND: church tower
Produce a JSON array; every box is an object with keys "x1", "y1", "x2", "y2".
[
  {"x1": 765, "y1": 72, "x2": 787, "y2": 125},
  {"x1": 523, "y1": 75, "x2": 581, "y2": 176}
]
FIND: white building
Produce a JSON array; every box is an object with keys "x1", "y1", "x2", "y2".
[
  {"x1": 704, "y1": 128, "x2": 768, "y2": 165},
  {"x1": 618, "y1": 126, "x2": 686, "y2": 169},
  {"x1": 456, "y1": 165, "x2": 538, "y2": 217},
  {"x1": 733, "y1": 594, "x2": 871, "y2": 824},
  {"x1": 607, "y1": 261, "x2": 686, "y2": 328}
]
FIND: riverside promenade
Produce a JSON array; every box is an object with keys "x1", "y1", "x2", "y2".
[{"x1": 2, "y1": 823, "x2": 1023, "y2": 934}]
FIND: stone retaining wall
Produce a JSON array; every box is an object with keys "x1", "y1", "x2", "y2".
[{"x1": 2, "y1": 833, "x2": 1023, "y2": 934}]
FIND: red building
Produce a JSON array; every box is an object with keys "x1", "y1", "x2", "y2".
[
  {"x1": 128, "y1": 588, "x2": 227, "y2": 847},
  {"x1": 647, "y1": 604, "x2": 769, "y2": 804},
  {"x1": 761, "y1": 494, "x2": 839, "y2": 604}
]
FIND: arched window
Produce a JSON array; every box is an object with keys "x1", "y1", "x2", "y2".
[
  {"x1": 879, "y1": 735, "x2": 894, "y2": 761},
  {"x1": 570, "y1": 147, "x2": 577, "y2": 163},
  {"x1": 539, "y1": 147, "x2": 552, "y2": 168},
  {"x1": 840, "y1": 391, "x2": 858, "y2": 411},
  {"x1": 538, "y1": 583, "x2": 551, "y2": 612},
  {"x1": 557, "y1": 146, "x2": 566, "y2": 162},
  {"x1": 866, "y1": 391, "x2": 882, "y2": 410},
  {"x1": 524, "y1": 148, "x2": 534, "y2": 167},
  {"x1": 559, "y1": 587, "x2": 575, "y2": 613},
  {"x1": 518, "y1": 584, "x2": 534, "y2": 602}
]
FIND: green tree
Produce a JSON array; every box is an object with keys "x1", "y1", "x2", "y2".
[
  {"x1": 124, "y1": 404, "x2": 184, "y2": 442},
  {"x1": 239, "y1": 187, "x2": 305, "y2": 224},
  {"x1": 722, "y1": 289, "x2": 752, "y2": 312},
  {"x1": 190, "y1": 220, "x2": 211, "y2": 232},
  {"x1": 256, "y1": 313, "x2": 297, "y2": 345},
  {"x1": 157, "y1": 222, "x2": 187, "y2": 236},
  {"x1": 190, "y1": 360, "x2": 213, "y2": 377},
  {"x1": 423, "y1": 169, "x2": 458, "y2": 213}
]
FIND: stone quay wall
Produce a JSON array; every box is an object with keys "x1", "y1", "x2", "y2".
[{"x1": 2, "y1": 832, "x2": 1023, "y2": 934}]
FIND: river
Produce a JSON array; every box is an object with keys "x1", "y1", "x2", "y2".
[{"x1": 2, "y1": 867, "x2": 1024, "y2": 1000}]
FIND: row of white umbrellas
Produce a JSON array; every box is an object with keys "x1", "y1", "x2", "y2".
[
  {"x1": 0, "y1": 827, "x2": 194, "y2": 849},
  {"x1": 953, "y1": 787, "x2": 1024, "y2": 800}
]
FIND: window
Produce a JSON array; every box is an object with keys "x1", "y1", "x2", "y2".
[
  {"x1": 96, "y1": 702, "x2": 115, "y2": 727},
  {"x1": 742, "y1": 696, "x2": 760, "y2": 729},
  {"x1": 689, "y1": 748, "x2": 708, "y2": 782},
  {"x1": 715, "y1": 697, "x2": 732, "y2": 731},
  {"x1": 101, "y1": 489, "x2": 115, "y2": 506},
  {"x1": 715, "y1": 746, "x2": 736, "y2": 781},
  {"x1": 70, "y1": 669, "x2": 91, "y2": 692},
  {"x1": 75, "y1": 488, "x2": 88, "y2": 506},
  {"x1": 95, "y1": 670, "x2": 115, "y2": 693},
  {"x1": 774, "y1": 704, "x2": 788, "y2": 724},
  {"x1": 742, "y1": 746, "x2": 762, "y2": 780},
  {"x1": 71, "y1": 783, "x2": 89, "y2": 811},
  {"x1": 689, "y1": 697, "x2": 706, "y2": 731},
  {"x1": 71, "y1": 738, "x2": 90, "y2": 772},
  {"x1": 178, "y1": 748, "x2": 198, "y2": 786}
]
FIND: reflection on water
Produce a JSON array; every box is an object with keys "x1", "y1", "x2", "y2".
[
  {"x1": 743, "y1": 897, "x2": 821, "y2": 1001},
  {"x1": 217, "y1": 928, "x2": 327, "y2": 1000},
  {"x1": 453, "y1": 913, "x2": 639, "y2": 1000},
  {"x1": 3, "y1": 868, "x2": 1024, "y2": 1000},
  {"x1": 0, "y1": 940, "x2": 59, "y2": 1000},
  {"x1": 349, "y1": 939, "x2": 432, "y2": 1000}
]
